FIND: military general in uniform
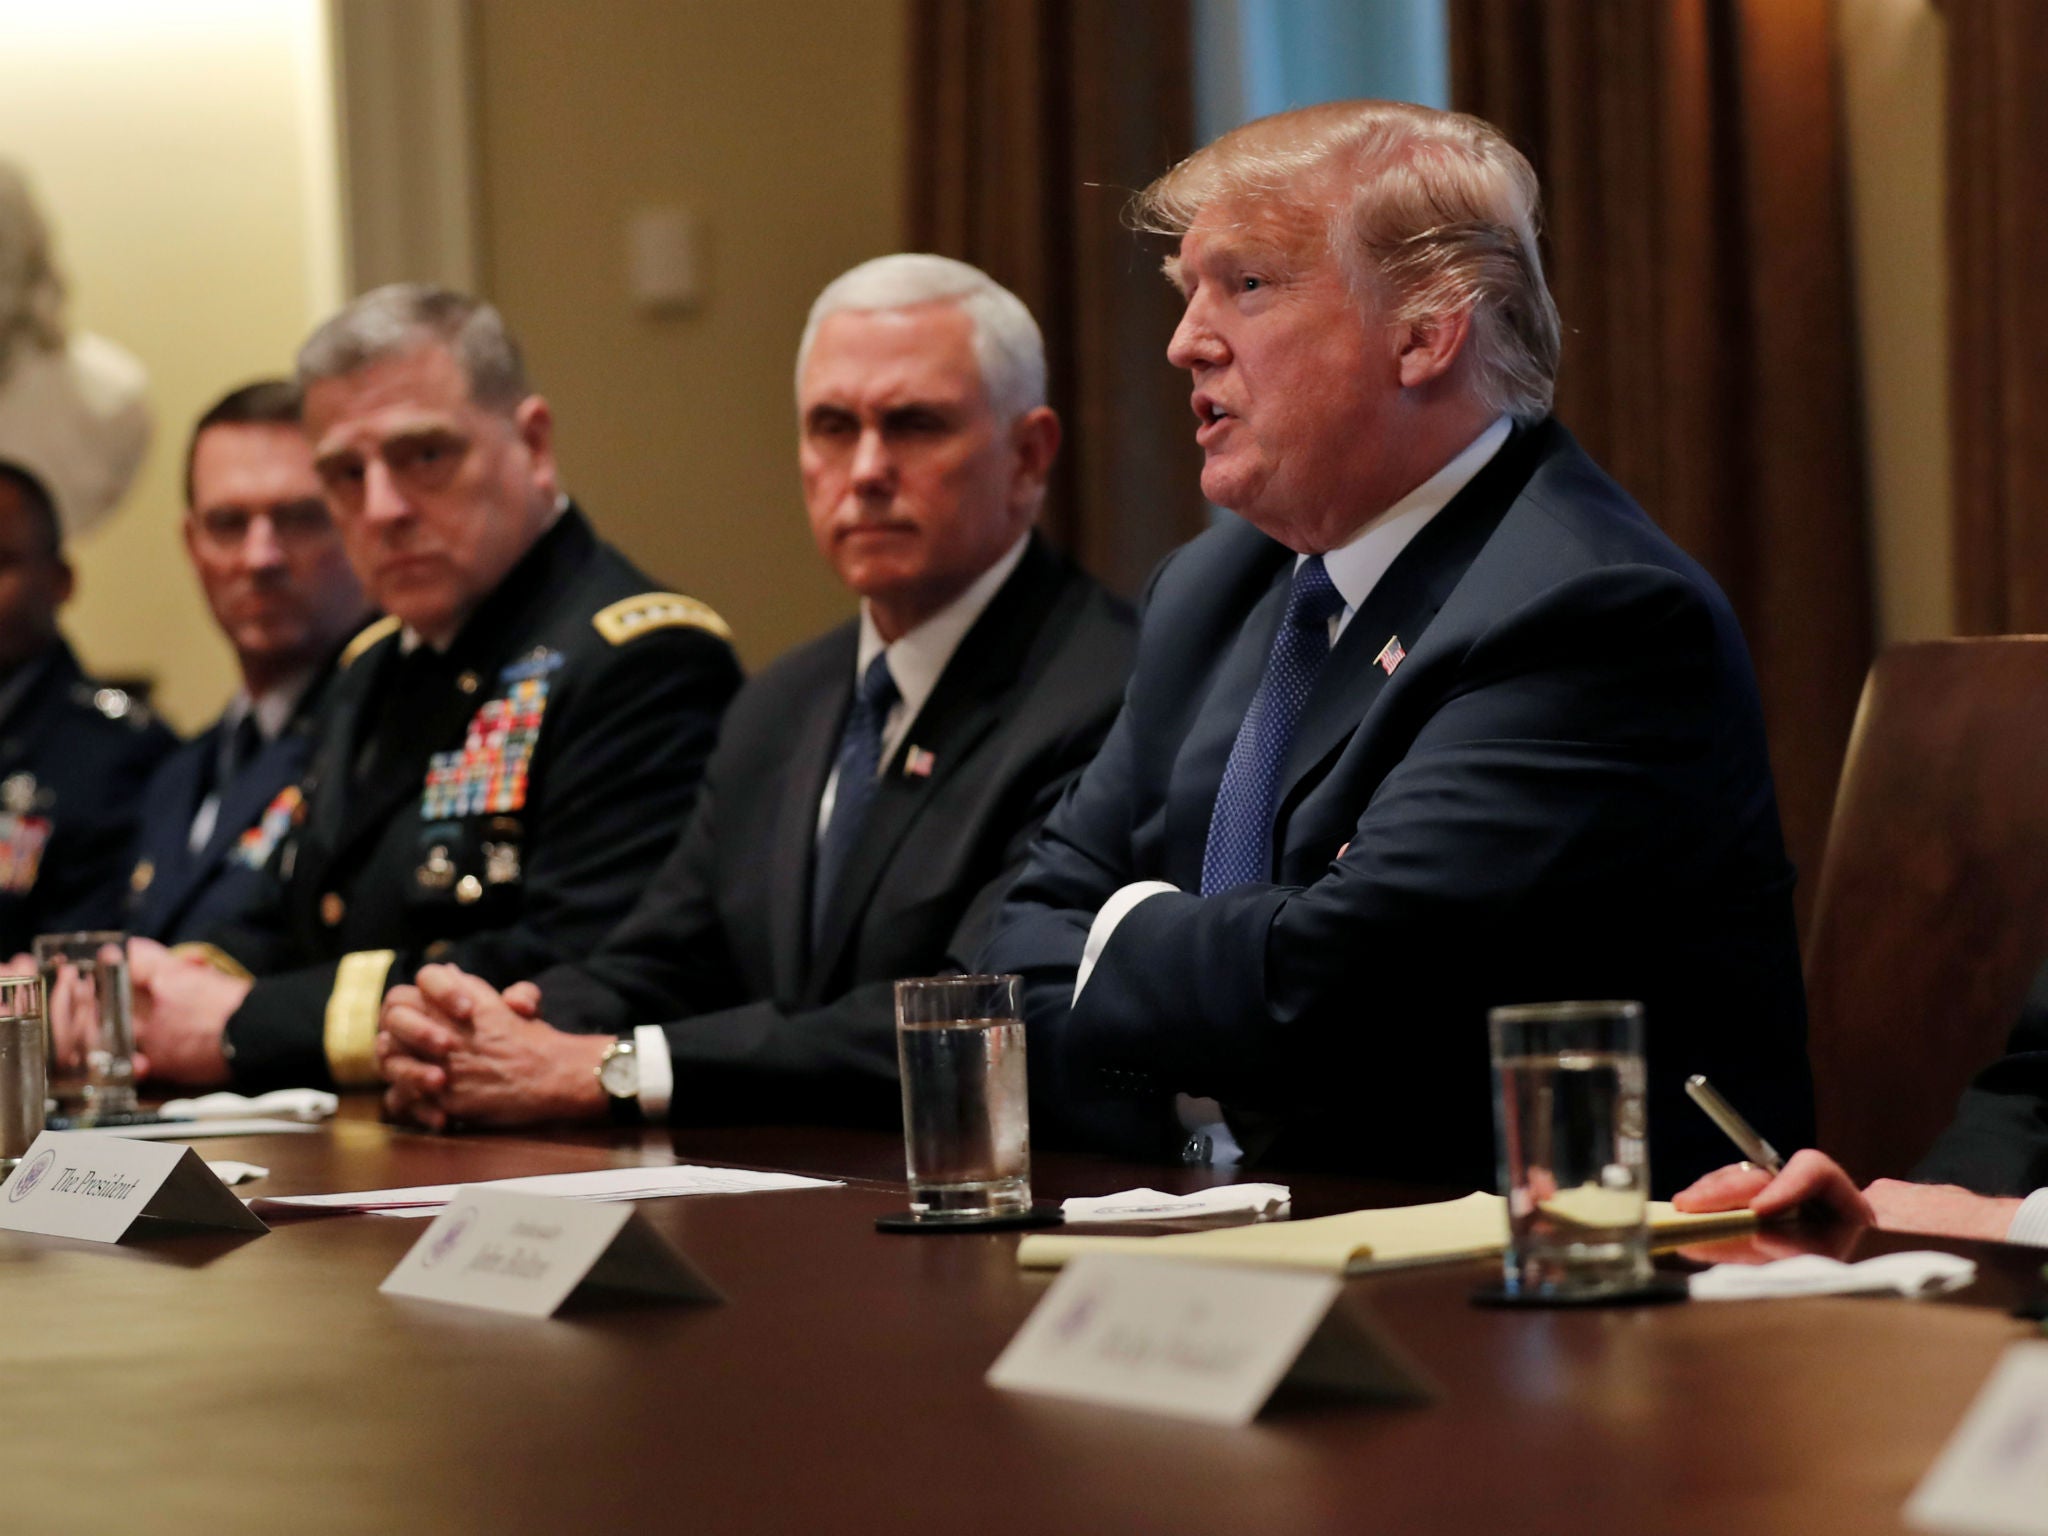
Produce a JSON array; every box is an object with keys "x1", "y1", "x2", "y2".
[
  {"x1": 0, "y1": 460, "x2": 176, "y2": 954},
  {"x1": 127, "y1": 285, "x2": 742, "y2": 1093}
]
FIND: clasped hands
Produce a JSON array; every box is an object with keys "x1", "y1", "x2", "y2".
[
  {"x1": 377, "y1": 964, "x2": 610, "y2": 1130},
  {"x1": 23, "y1": 937, "x2": 250, "y2": 1089}
]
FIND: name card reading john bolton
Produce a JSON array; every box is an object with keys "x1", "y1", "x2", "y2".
[
  {"x1": 0, "y1": 1131, "x2": 270, "y2": 1242},
  {"x1": 987, "y1": 1252, "x2": 1434, "y2": 1426},
  {"x1": 380, "y1": 1187, "x2": 724, "y2": 1318}
]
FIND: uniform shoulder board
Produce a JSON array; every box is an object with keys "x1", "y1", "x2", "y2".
[
  {"x1": 592, "y1": 592, "x2": 733, "y2": 647},
  {"x1": 339, "y1": 615, "x2": 402, "y2": 669},
  {"x1": 72, "y1": 683, "x2": 157, "y2": 730}
]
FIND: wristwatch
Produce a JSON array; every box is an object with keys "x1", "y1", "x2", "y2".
[{"x1": 596, "y1": 1036, "x2": 642, "y2": 1123}]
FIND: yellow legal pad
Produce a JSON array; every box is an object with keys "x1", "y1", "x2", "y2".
[{"x1": 1015, "y1": 1191, "x2": 1760, "y2": 1277}]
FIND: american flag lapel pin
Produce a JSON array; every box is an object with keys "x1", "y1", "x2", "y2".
[
  {"x1": 904, "y1": 745, "x2": 936, "y2": 779},
  {"x1": 1374, "y1": 635, "x2": 1407, "y2": 676}
]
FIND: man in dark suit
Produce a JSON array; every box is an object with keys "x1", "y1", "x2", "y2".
[
  {"x1": 981, "y1": 100, "x2": 1814, "y2": 1194},
  {"x1": 0, "y1": 461, "x2": 176, "y2": 952},
  {"x1": 125, "y1": 285, "x2": 742, "y2": 1093},
  {"x1": 126, "y1": 380, "x2": 369, "y2": 945},
  {"x1": 374, "y1": 255, "x2": 1134, "y2": 1130}
]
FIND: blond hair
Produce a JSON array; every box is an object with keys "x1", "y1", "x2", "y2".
[{"x1": 1136, "y1": 100, "x2": 1560, "y2": 422}]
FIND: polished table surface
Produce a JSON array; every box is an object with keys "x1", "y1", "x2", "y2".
[{"x1": 2, "y1": 1106, "x2": 2040, "y2": 1534}]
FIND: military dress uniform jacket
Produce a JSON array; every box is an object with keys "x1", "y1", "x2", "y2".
[
  {"x1": 212, "y1": 507, "x2": 743, "y2": 1091},
  {"x1": 0, "y1": 639, "x2": 177, "y2": 953},
  {"x1": 530, "y1": 534, "x2": 1135, "y2": 1129},
  {"x1": 125, "y1": 655, "x2": 341, "y2": 945}
]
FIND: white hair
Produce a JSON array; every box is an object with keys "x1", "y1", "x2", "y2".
[
  {"x1": 795, "y1": 254, "x2": 1046, "y2": 423},
  {"x1": 0, "y1": 162, "x2": 66, "y2": 388}
]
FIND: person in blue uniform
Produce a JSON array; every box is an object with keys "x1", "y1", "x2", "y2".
[
  {"x1": 125, "y1": 286, "x2": 742, "y2": 1093},
  {"x1": 126, "y1": 379, "x2": 370, "y2": 944},
  {"x1": 0, "y1": 460, "x2": 176, "y2": 954}
]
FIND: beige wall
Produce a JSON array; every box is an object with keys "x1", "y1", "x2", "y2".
[
  {"x1": 471, "y1": 0, "x2": 908, "y2": 670},
  {"x1": 1839, "y1": 0, "x2": 1952, "y2": 644},
  {"x1": 0, "y1": 0, "x2": 342, "y2": 731}
]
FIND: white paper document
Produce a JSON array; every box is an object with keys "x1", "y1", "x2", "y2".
[
  {"x1": 0, "y1": 1131, "x2": 269, "y2": 1242},
  {"x1": 1909, "y1": 1343, "x2": 2048, "y2": 1535},
  {"x1": 95, "y1": 1117, "x2": 323, "y2": 1141},
  {"x1": 258, "y1": 1163, "x2": 840, "y2": 1217},
  {"x1": 380, "y1": 1187, "x2": 724, "y2": 1318},
  {"x1": 988, "y1": 1252, "x2": 1433, "y2": 1426},
  {"x1": 1060, "y1": 1184, "x2": 1291, "y2": 1223}
]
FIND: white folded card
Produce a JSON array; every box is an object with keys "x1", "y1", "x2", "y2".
[
  {"x1": 1060, "y1": 1184, "x2": 1292, "y2": 1223},
  {"x1": 258, "y1": 1163, "x2": 840, "y2": 1217},
  {"x1": 380, "y1": 1187, "x2": 724, "y2": 1318},
  {"x1": 0, "y1": 1131, "x2": 269, "y2": 1242},
  {"x1": 1908, "y1": 1342, "x2": 2048, "y2": 1535},
  {"x1": 987, "y1": 1252, "x2": 1433, "y2": 1426}
]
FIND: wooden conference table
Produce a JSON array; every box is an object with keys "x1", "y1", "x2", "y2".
[{"x1": 0, "y1": 1106, "x2": 2038, "y2": 1535}]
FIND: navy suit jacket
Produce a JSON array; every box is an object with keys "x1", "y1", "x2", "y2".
[
  {"x1": 534, "y1": 535, "x2": 1135, "y2": 1128},
  {"x1": 983, "y1": 419, "x2": 1815, "y2": 1195},
  {"x1": 1913, "y1": 957, "x2": 2048, "y2": 1196},
  {"x1": 125, "y1": 666, "x2": 332, "y2": 945}
]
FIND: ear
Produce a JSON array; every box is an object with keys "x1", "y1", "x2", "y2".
[
  {"x1": 1008, "y1": 406, "x2": 1062, "y2": 513},
  {"x1": 51, "y1": 556, "x2": 74, "y2": 608},
  {"x1": 1395, "y1": 307, "x2": 1475, "y2": 390},
  {"x1": 513, "y1": 395, "x2": 558, "y2": 494}
]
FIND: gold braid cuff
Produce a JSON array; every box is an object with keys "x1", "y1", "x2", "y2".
[
  {"x1": 168, "y1": 942, "x2": 253, "y2": 982},
  {"x1": 324, "y1": 949, "x2": 397, "y2": 1088}
]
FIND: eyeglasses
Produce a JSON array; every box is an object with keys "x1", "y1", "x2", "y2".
[{"x1": 190, "y1": 499, "x2": 336, "y2": 552}]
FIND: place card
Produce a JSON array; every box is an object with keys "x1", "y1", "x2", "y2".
[
  {"x1": 987, "y1": 1252, "x2": 1433, "y2": 1425},
  {"x1": 1908, "y1": 1341, "x2": 2048, "y2": 1535},
  {"x1": 0, "y1": 1131, "x2": 270, "y2": 1242},
  {"x1": 379, "y1": 1187, "x2": 724, "y2": 1318}
]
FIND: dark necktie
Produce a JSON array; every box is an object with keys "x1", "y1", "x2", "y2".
[
  {"x1": 218, "y1": 711, "x2": 263, "y2": 789},
  {"x1": 811, "y1": 652, "x2": 900, "y2": 946},
  {"x1": 1201, "y1": 555, "x2": 1347, "y2": 895}
]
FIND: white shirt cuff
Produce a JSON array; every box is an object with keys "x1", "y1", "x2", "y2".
[
  {"x1": 2006, "y1": 1187, "x2": 2048, "y2": 1247},
  {"x1": 634, "y1": 1025, "x2": 674, "y2": 1120},
  {"x1": 1073, "y1": 880, "x2": 1178, "y2": 1003}
]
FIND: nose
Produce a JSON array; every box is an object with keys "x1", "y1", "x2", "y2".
[
  {"x1": 241, "y1": 511, "x2": 288, "y2": 572},
  {"x1": 1166, "y1": 293, "x2": 1226, "y2": 372},
  {"x1": 849, "y1": 427, "x2": 894, "y2": 497},
  {"x1": 361, "y1": 458, "x2": 412, "y2": 527}
]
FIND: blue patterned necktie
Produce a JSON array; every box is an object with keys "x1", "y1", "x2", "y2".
[
  {"x1": 812, "y1": 651, "x2": 901, "y2": 946},
  {"x1": 1201, "y1": 555, "x2": 1347, "y2": 895}
]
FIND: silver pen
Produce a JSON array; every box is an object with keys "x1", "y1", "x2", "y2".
[{"x1": 1684, "y1": 1074, "x2": 1784, "y2": 1173}]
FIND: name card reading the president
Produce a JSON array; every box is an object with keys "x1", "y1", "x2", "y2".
[
  {"x1": 380, "y1": 1187, "x2": 724, "y2": 1318},
  {"x1": 0, "y1": 1131, "x2": 270, "y2": 1243},
  {"x1": 988, "y1": 1252, "x2": 1434, "y2": 1426}
]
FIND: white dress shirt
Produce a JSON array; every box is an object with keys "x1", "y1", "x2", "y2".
[
  {"x1": 1074, "y1": 416, "x2": 1514, "y2": 1165},
  {"x1": 2006, "y1": 1189, "x2": 2048, "y2": 1246},
  {"x1": 633, "y1": 532, "x2": 1031, "y2": 1119}
]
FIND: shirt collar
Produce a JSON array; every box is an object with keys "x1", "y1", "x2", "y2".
[
  {"x1": 226, "y1": 666, "x2": 318, "y2": 743},
  {"x1": 854, "y1": 532, "x2": 1029, "y2": 722},
  {"x1": 1312, "y1": 415, "x2": 1513, "y2": 613}
]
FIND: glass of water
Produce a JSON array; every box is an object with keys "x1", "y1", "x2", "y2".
[
  {"x1": 34, "y1": 932, "x2": 136, "y2": 1122},
  {"x1": 1489, "y1": 1000, "x2": 1651, "y2": 1299},
  {"x1": 0, "y1": 972, "x2": 45, "y2": 1175},
  {"x1": 894, "y1": 974, "x2": 1031, "y2": 1221}
]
